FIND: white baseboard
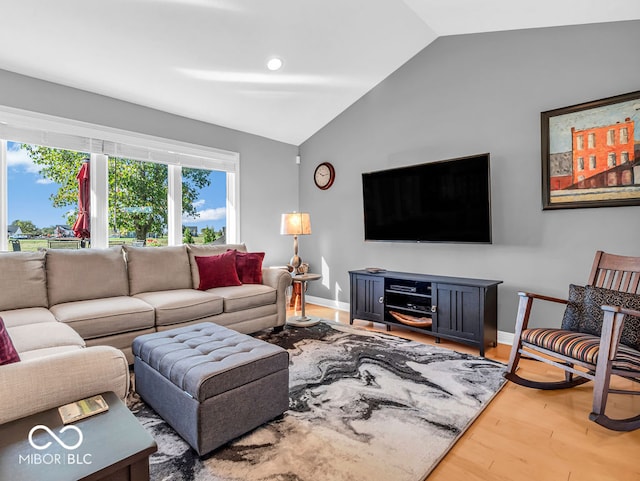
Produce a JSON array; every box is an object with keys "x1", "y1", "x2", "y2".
[
  {"x1": 306, "y1": 296, "x2": 514, "y2": 346},
  {"x1": 306, "y1": 295, "x2": 351, "y2": 313},
  {"x1": 497, "y1": 330, "x2": 514, "y2": 346}
]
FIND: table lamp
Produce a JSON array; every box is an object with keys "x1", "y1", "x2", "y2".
[{"x1": 280, "y1": 212, "x2": 311, "y2": 271}]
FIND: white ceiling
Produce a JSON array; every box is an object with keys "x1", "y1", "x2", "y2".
[{"x1": 1, "y1": 0, "x2": 639, "y2": 146}]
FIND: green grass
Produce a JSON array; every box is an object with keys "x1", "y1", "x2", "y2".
[{"x1": 10, "y1": 236, "x2": 208, "y2": 252}]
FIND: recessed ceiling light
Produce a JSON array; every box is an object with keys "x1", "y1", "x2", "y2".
[{"x1": 267, "y1": 57, "x2": 283, "y2": 71}]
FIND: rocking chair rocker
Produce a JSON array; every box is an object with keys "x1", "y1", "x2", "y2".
[{"x1": 505, "y1": 251, "x2": 640, "y2": 431}]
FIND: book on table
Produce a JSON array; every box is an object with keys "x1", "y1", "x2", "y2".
[{"x1": 58, "y1": 394, "x2": 109, "y2": 424}]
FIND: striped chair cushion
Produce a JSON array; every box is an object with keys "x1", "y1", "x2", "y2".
[{"x1": 522, "y1": 328, "x2": 640, "y2": 373}]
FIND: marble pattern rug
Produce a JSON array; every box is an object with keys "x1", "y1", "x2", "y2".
[{"x1": 128, "y1": 321, "x2": 506, "y2": 481}]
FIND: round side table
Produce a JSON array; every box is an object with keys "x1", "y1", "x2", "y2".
[{"x1": 287, "y1": 273, "x2": 322, "y2": 327}]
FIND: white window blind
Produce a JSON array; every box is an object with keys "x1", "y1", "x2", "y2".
[
  {"x1": 0, "y1": 105, "x2": 240, "y2": 249},
  {"x1": 0, "y1": 108, "x2": 238, "y2": 173}
]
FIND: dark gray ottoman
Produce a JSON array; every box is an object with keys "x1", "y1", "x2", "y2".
[{"x1": 132, "y1": 322, "x2": 289, "y2": 456}]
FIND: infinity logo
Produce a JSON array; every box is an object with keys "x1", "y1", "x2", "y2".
[{"x1": 28, "y1": 425, "x2": 83, "y2": 451}]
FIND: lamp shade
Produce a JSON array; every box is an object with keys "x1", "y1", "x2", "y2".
[{"x1": 280, "y1": 212, "x2": 311, "y2": 236}]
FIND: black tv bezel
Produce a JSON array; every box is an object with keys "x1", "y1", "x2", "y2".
[{"x1": 361, "y1": 153, "x2": 492, "y2": 244}]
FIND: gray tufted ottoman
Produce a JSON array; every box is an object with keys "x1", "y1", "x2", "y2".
[{"x1": 132, "y1": 322, "x2": 289, "y2": 456}]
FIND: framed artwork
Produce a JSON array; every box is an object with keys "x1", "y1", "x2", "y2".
[{"x1": 541, "y1": 90, "x2": 640, "y2": 210}]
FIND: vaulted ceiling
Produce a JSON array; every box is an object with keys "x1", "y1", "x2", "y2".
[{"x1": 1, "y1": 1, "x2": 639, "y2": 145}]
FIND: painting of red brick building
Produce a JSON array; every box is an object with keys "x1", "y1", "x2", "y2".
[
  {"x1": 570, "y1": 118, "x2": 635, "y2": 188},
  {"x1": 544, "y1": 92, "x2": 640, "y2": 208}
]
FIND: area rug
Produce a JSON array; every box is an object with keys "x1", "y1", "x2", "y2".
[{"x1": 128, "y1": 321, "x2": 506, "y2": 481}]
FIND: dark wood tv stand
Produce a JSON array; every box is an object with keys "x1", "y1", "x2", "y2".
[{"x1": 349, "y1": 269, "x2": 502, "y2": 356}]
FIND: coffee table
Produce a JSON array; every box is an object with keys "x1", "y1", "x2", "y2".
[
  {"x1": 0, "y1": 391, "x2": 157, "y2": 481},
  {"x1": 287, "y1": 273, "x2": 322, "y2": 327}
]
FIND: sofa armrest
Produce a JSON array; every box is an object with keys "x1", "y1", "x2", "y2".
[
  {"x1": 0, "y1": 346, "x2": 129, "y2": 424},
  {"x1": 262, "y1": 268, "x2": 293, "y2": 327}
]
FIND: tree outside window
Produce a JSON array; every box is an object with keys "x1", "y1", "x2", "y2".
[{"x1": 21, "y1": 145, "x2": 218, "y2": 244}]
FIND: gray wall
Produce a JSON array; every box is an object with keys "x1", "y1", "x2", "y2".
[
  {"x1": 0, "y1": 69, "x2": 299, "y2": 265},
  {"x1": 299, "y1": 21, "x2": 640, "y2": 333}
]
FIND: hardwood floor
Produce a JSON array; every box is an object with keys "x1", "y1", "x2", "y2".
[{"x1": 290, "y1": 303, "x2": 640, "y2": 481}]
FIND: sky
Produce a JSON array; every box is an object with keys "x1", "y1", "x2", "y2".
[
  {"x1": 6, "y1": 141, "x2": 227, "y2": 233},
  {"x1": 548, "y1": 98, "x2": 640, "y2": 154}
]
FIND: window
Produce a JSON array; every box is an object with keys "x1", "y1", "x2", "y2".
[
  {"x1": 577, "y1": 157, "x2": 584, "y2": 171},
  {"x1": 576, "y1": 135, "x2": 584, "y2": 150},
  {"x1": 110, "y1": 157, "x2": 169, "y2": 245},
  {"x1": 607, "y1": 129, "x2": 615, "y2": 146},
  {"x1": 4, "y1": 146, "x2": 229, "y2": 250},
  {"x1": 620, "y1": 127, "x2": 629, "y2": 144},
  {"x1": 608, "y1": 152, "x2": 616, "y2": 167},
  {"x1": 621, "y1": 151, "x2": 629, "y2": 164},
  {"x1": 589, "y1": 155, "x2": 597, "y2": 170},
  {"x1": 181, "y1": 167, "x2": 227, "y2": 243},
  {"x1": 588, "y1": 133, "x2": 596, "y2": 149},
  {"x1": 0, "y1": 107, "x2": 239, "y2": 251},
  {"x1": 7, "y1": 143, "x2": 89, "y2": 251}
]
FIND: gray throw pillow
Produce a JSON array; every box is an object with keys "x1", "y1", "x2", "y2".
[
  {"x1": 560, "y1": 284, "x2": 640, "y2": 351},
  {"x1": 582, "y1": 285, "x2": 640, "y2": 351},
  {"x1": 560, "y1": 284, "x2": 585, "y2": 332}
]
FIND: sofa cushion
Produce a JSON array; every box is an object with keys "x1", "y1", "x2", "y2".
[
  {"x1": 205, "y1": 284, "x2": 277, "y2": 313},
  {"x1": 0, "y1": 346, "x2": 130, "y2": 425},
  {"x1": 46, "y1": 247, "x2": 129, "y2": 305},
  {"x1": 50, "y1": 296, "x2": 155, "y2": 340},
  {"x1": 18, "y1": 345, "x2": 82, "y2": 361},
  {"x1": 7, "y1": 322, "x2": 85, "y2": 354},
  {"x1": 125, "y1": 245, "x2": 193, "y2": 295},
  {"x1": 0, "y1": 317, "x2": 20, "y2": 365},
  {"x1": 195, "y1": 250, "x2": 242, "y2": 290},
  {"x1": 0, "y1": 307, "x2": 57, "y2": 328},
  {"x1": 134, "y1": 289, "x2": 224, "y2": 327},
  {"x1": 0, "y1": 252, "x2": 48, "y2": 311},
  {"x1": 234, "y1": 250, "x2": 265, "y2": 284},
  {"x1": 187, "y1": 243, "x2": 247, "y2": 288}
]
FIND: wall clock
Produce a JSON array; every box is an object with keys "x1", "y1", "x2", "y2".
[{"x1": 313, "y1": 162, "x2": 335, "y2": 190}]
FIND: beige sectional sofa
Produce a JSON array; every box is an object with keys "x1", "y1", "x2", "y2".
[
  {"x1": 0, "y1": 251, "x2": 129, "y2": 424},
  {"x1": 0, "y1": 243, "x2": 292, "y2": 424}
]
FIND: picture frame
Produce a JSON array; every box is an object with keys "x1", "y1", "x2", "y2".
[{"x1": 541, "y1": 90, "x2": 640, "y2": 210}]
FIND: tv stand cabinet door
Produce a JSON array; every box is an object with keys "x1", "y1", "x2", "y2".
[
  {"x1": 350, "y1": 274, "x2": 384, "y2": 323},
  {"x1": 433, "y1": 283, "x2": 481, "y2": 343}
]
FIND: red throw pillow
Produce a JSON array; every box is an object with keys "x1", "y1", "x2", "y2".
[
  {"x1": 195, "y1": 250, "x2": 242, "y2": 290},
  {"x1": 233, "y1": 250, "x2": 265, "y2": 284},
  {"x1": 0, "y1": 316, "x2": 20, "y2": 365}
]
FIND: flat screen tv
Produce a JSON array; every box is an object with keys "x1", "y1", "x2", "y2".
[{"x1": 362, "y1": 153, "x2": 492, "y2": 243}]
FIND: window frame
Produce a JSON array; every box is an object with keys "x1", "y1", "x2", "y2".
[{"x1": 0, "y1": 106, "x2": 239, "y2": 251}]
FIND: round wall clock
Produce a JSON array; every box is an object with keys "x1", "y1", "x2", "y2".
[{"x1": 313, "y1": 162, "x2": 335, "y2": 190}]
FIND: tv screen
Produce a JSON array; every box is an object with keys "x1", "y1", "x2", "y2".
[{"x1": 362, "y1": 153, "x2": 492, "y2": 243}]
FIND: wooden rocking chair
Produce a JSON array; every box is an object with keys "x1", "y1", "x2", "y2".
[{"x1": 505, "y1": 251, "x2": 640, "y2": 431}]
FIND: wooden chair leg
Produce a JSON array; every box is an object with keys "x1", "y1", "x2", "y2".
[
  {"x1": 589, "y1": 354, "x2": 617, "y2": 428},
  {"x1": 505, "y1": 293, "x2": 590, "y2": 390},
  {"x1": 592, "y1": 309, "x2": 623, "y2": 416},
  {"x1": 565, "y1": 367, "x2": 581, "y2": 383},
  {"x1": 589, "y1": 309, "x2": 640, "y2": 431},
  {"x1": 506, "y1": 294, "x2": 533, "y2": 376}
]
